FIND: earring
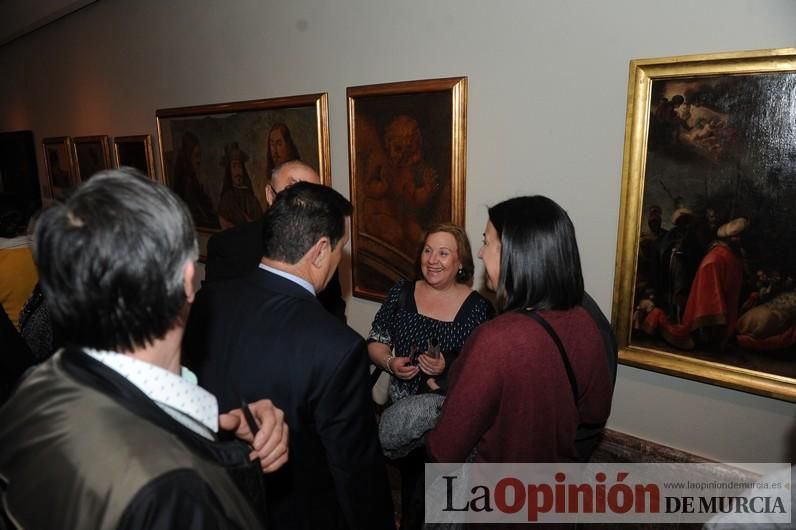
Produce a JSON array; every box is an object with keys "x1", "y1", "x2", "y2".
[{"x1": 457, "y1": 267, "x2": 463, "y2": 276}]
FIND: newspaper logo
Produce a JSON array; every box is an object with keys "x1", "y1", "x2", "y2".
[{"x1": 425, "y1": 463, "x2": 791, "y2": 524}]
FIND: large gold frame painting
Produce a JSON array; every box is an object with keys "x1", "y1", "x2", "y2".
[
  {"x1": 613, "y1": 48, "x2": 796, "y2": 401},
  {"x1": 348, "y1": 76, "x2": 467, "y2": 301}
]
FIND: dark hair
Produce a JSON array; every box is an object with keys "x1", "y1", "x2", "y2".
[
  {"x1": 488, "y1": 195, "x2": 584, "y2": 313},
  {"x1": 265, "y1": 123, "x2": 300, "y2": 180},
  {"x1": 33, "y1": 168, "x2": 197, "y2": 352},
  {"x1": 220, "y1": 143, "x2": 255, "y2": 193},
  {"x1": 414, "y1": 223, "x2": 475, "y2": 285},
  {"x1": 261, "y1": 181, "x2": 352, "y2": 264}
]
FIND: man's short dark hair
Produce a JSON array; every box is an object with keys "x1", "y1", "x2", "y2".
[
  {"x1": 488, "y1": 195, "x2": 584, "y2": 313},
  {"x1": 261, "y1": 181, "x2": 352, "y2": 264},
  {"x1": 33, "y1": 168, "x2": 197, "y2": 352}
]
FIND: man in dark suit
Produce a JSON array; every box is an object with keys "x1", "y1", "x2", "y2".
[
  {"x1": 204, "y1": 161, "x2": 346, "y2": 321},
  {"x1": 184, "y1": 182, "x2": 394, "y2": 530}
]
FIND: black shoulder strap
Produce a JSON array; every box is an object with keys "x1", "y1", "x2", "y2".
[{"x1": 522, "y1": 310, "x2": 579, "y2": 404}]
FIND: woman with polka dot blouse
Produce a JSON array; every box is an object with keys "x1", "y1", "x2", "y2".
[{"x1": 367, "y1": 223, "x2": 494, "y2": 402}]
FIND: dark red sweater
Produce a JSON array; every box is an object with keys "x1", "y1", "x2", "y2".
[{"x1": 426, "y1": 307, "x2": 612, "y2": 463}]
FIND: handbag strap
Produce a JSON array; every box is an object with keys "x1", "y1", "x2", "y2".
[{"x1": 521, "y1": 309, "x2": 579, "y2": 404}]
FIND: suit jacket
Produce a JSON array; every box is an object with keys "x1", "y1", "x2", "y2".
[
  {"x1": 183, "y1": 269, "x2": 394, "y2": 530},
  {"x1": 204, "y1": 218, "x2": 346, "y2": 321}
]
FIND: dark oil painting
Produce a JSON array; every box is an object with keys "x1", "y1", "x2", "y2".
[
  {"x1": 74, "y1": 137, "x2": 111, "y2": 181},
  {"x1": 156, "y1": 95, "x2": 329, "y2": 258},
  {"x1": 632, "y1": 72, "x2": 796, "y2": 382},
  {"x1": 351, "y1": 91, "x2": 454, "y2": 300},
  {"x1": 42, "y1": 137, "x2": 74, "y2": 200},
  {"x1": 114, "y1": 135, "x2": 154, "y2": 178}
]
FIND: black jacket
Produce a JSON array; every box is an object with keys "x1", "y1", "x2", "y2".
[{"x1": 184, "y1": 268, "x2": 394, "y2": 530}]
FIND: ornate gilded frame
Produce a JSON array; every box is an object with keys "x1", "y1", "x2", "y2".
[
  {"x1": 347, "y1": 76, "x2": 467, "y2": 301},
  {"x1": 41, "y1": 136, "x2": 75, "y2": 199},
  {"x1": 72, "y1": 135, "x2": 112, "y2": 181},
  {"x1": 613, "y1": 48, "x2": 796, "y2": 401},
  {"x1": 156, "y1": 93, "x2": 330, "y2": 258},
  {"x1": 113, "y1": 134, "x2": 155, "y2": 178}
]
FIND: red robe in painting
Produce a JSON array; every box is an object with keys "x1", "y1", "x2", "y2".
[{"x1": 643, "y1": 241, "x2": 743, "y2": 347}]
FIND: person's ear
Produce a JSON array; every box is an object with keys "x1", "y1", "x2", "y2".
[
  {"x1": 265, "y1": 184, "x2": 276, "y2": 206},
  {"x1": 183, "y1": 261, "x2": 196, "y2": 303},
  {"x1": 309, "y1": 237, "x2": 331, "y2": 269}
]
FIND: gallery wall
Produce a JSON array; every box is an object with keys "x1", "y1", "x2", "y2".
[{"x1": 1, "y1": 0, "x2": 794, "y2": 467}]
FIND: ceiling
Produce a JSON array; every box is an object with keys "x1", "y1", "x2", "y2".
[{"x1": 0, "y1": 0, "x2": 97, "y2": 47}]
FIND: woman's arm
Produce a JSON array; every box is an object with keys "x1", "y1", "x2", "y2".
[
  {"x1": 426, "y1": 326, "x2": 501, "y2": 462},
  {"x1": 367, "y1": 341, "x2": 419, "y2": 380},
  {"x1": 367, "y1": 340, "x2": 393, "y2": 373}
]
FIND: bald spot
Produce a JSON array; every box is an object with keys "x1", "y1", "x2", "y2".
[{"x1": 272, "y1": 160, "x2": 320, "y2": 193}]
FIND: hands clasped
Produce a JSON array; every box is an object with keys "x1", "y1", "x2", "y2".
[
  {"x1": 417, "y1": 352, "x2": 445, "y2": 377},
  {"x1": 219, "y1": 399, "x2": 289, "y2": 473},
  {"x1": 391, "y1": 352, "x2": 446, "y2": 380}
]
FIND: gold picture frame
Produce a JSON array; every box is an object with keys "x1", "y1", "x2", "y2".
[
  {"x1": 156, "y1": 93, "x2": 331, "y2": 259},
  {"x1": 73, "y1": 135, "x2": 112, "y2": 181},
  {"x1": 42, "y1": 136, "x2": 75, "y2": 200},
  {"x1": 347, "y1": 76, "x2": 467, "y2": 301},
  {"x1": 113, "y1": 135, "x2": 155, "y2": 178},
  {"x1": 613, "y1": 48, "x2": 796, "y2": 401}
]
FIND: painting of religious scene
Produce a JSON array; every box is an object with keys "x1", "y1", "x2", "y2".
[
  {"x1": 156, "y1": 94, "x2": 330, "y2": 257},
  {"x1": 614, "y1": 49, "x2": 796, "y2": 401},
  {"x1": 348, "y1": 77, "x2": 467, "y2": 301}
]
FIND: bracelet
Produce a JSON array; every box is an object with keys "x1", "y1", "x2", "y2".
[{"x1": 385, "y1": 354, "x2": 395, "y2": 375}]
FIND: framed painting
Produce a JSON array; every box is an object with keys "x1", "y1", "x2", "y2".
[
  {"x1": 42, "y1": 136, "x2": 75, "y2": 200},
  {"x1": 347, "y1": 76, "x2": 467, "y2": 301},
  {"x1": 613, "y1": 48, "x2": 796, "y2": 401},
  {"x1": 113, "y1": 134, "x2": 155, "y2": 178},
  {"x1": 156, "y1": 93, "x2": 330, "y2": 258},
  {"x1": 73, "y1": 135, "x2": 112, "y2": 181},
  {"x1": 0, "y1": 130, "x2": 41, "y2": 214}
]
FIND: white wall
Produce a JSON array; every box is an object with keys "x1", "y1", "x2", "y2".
[{"x1": 1, "y1": 0, "x2": 794, "y2": 465}]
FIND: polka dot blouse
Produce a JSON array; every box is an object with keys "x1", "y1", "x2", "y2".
[{"x1": 368, "y1": 279, "x2": 494, "y2": 401}]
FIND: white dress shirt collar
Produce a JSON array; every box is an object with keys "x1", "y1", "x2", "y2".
[
  {"x1": 259, "y1": 263, "x2": 316, "y2": 295},
  {"x1": 83, "y1": 349, "x2": 219, "y2": 436}
]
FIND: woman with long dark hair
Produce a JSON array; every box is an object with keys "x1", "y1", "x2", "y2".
[{"x1": 427, "y1": 195, "x2": 616, "y2": 463}]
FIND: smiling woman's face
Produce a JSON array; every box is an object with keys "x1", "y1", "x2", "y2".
[{"x1": 420, "y1": 231, "x2": 461, "y2": 289}]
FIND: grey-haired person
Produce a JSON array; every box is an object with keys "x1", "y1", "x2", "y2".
[{"x1": 0, "y1": 169, "x2": 288, "y2": 529}]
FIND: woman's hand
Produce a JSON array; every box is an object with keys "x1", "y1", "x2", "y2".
[
  {"x1": 418, "y1": 352, "x2": 446, "y2": 377},
  {"x1": 390, "y1": 355, "x2": 420, "y2": 380}
]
